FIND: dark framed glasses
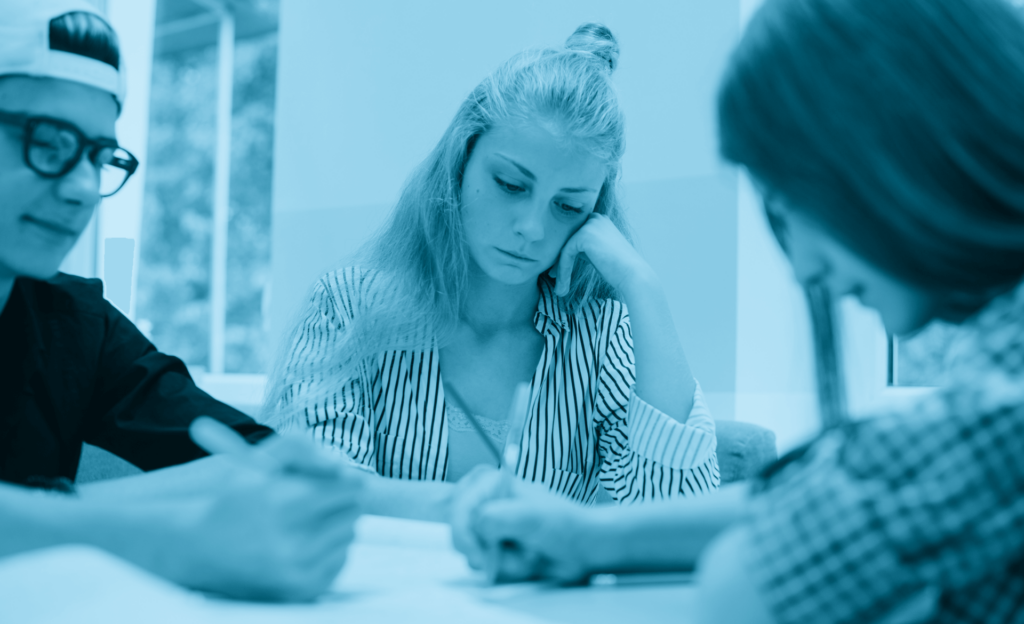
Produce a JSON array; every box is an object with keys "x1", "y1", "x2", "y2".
[{"x1": 0, "y1": 110, "x2": 139, "y2": 197}]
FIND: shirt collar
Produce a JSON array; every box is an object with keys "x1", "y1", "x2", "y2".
[
  {"x1": 943, "y1": 277, "x2": 1024, "y2": 396},
  {"x1": 534, "y1": 278, "x2": 572, "y2": 336},
  {"x1": 962, "y1": 277, "x2": 1024, "y2": 338}
]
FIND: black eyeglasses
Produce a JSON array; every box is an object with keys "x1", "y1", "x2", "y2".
[{"x1": 0, "y1": 110, "x2": 139, "y2": 197}]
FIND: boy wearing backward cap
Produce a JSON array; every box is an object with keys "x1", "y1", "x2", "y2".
[{"x1": 0, "y1": 0, "x2": 362, "y2": 602}]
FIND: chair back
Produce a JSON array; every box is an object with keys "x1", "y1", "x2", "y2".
[{"x1": 715, "y1": 419, "x2": 778, "y2": 483}]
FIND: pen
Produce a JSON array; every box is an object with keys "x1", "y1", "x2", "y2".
[
  {"x1": 443, "y1": 382, "x2": 534, "y2": 583},
  {"x1": 189, "y1": 416, "x2": 285, "y2": 474},
  {"x1": 443, "y1": 385, "x2": 504, "y2": 467},
  {"x1": 443, "y1": 383, "x2": 531, "y2": 473},
  {"x1": 586, "y1": 571, "x2": 695, "y2": 587},
  {"x1": 488, "y1": 383, "x2": 532, "y2": 583}
]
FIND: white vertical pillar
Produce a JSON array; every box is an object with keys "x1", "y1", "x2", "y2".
[
  {"x1": 63, "y1": 0, "x2": 156, "y2": 306},
  {"x1": 210, "y1": 11, "x2": 234, "y2": 374},
  {"x1": 100, "y1": 0, "x2": 156, "y2": 320},
  {"x1": 59, "y1": 213, "x2": 98, "y2": 278}
]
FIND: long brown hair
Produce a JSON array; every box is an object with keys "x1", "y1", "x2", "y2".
[{"x1": 718, "y1": 0, "x2": 1024, "y2": 323}]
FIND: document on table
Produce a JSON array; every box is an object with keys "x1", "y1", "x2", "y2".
[{"x1": 0, "y1": 516, "x2": 695, "y2": 624}]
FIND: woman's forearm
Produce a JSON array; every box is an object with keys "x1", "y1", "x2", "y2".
[
  {"x1": 620, "y1": 270, "x2": 696, "y2": 422},
  {"x1": 584, "y1": 482, "x2": 750, "y2": 573},
  {"x1": 362, "y1": 474, "x2": 455, "y2": 522}
]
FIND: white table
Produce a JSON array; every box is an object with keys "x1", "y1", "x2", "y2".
[{"x1": 0, "y1": 516, "x2": 697, "y2": 624}]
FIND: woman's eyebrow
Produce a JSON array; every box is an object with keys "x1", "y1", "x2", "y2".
[
  {"x1": 495, "y1": 153, "x2": 597, "y2": 193},
  {"x1": 496, "y1": 154, "x2": 536, "y2": 181}
]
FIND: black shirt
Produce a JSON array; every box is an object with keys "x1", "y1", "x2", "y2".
[{"x1": 0, "y1": 273, "x2": 273, "y2": 486}]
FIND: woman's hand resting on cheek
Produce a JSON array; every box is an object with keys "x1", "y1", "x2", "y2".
[
  {"x1": 550, "y1": 213, "x2": 656, "y2": 298},
  {"x1": 551, "y1": 212, "x2": 697, "y2": 421}
]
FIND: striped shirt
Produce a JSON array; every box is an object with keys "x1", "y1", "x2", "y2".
[{"x1": 272, "y1": 267, "x2": 719, "y2": 504}]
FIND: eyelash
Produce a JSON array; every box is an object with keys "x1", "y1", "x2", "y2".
[
  {"x1": 494, "y1": 176, "x2": 583, "y2": 215},
  {"x1": 495, "y1": 176, "x2": 524, "y2": 193}
]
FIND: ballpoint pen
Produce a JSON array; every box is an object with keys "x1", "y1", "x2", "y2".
[
  {"x1": 442, "y1": 382, "x2": 530, "y2": 473},
  {"x1": 585, "y1": 571, "x2": 695, "y2": 587},
  {"x1": 189, "y1": 416, "x2": 345, "y2": 480},
  {"x1": 189, "y1": 416, "x2": 286, "y2": 473},
  {"x1": 487, "y1": 382, "x2": 532, "y2": 583},
  {"x1": 443, "y1": 385, "x2": 505, "y2": 469},
  {"x1": 444, "y1": 382, "x2": 533, "y2": 582}
]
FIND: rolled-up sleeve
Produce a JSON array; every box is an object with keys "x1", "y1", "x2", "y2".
[
  {"x1": 594, "y1": 312, "x2": 720, "y2": 502},
  {"x1": 628, "y1": 385, "x2": 717, "y2": 470},
  {"x1": 266, "y1": 272, "x2": 376, "y2": 472},
  {"x1": 86, "y1": 294, "x2": 272, "y2": 470}
]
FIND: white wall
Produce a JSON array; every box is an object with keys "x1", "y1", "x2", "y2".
[
  {"x1": 271, "y1": 0, "x2": 743, "y2": 416},
  {"x1": 730, "y1": 0, "x2": 902, "y2": 450},
  {"x1": 66, "y1": 0, "x2": 887, "y2": 447},
  {"x1": 730, "y1": 0, "x2": 819, "y2": 451},
  {"x1": 734, "y1": 172, "x2": 818, "y2": 451},
  {"x1": 270, "y1": 0, "x2": 875, "y2": 451}
]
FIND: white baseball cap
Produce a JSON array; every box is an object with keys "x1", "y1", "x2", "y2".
[{"x1": 0, "y1": 0, "x2": 126, "y2": 107}]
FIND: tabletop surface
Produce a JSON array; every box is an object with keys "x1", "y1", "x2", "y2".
[{"x1": 0, "y1": 515, "x2": 697, "y2": 624}]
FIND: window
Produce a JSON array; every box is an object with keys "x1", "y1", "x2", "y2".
[{"x1": 136, "y1": 0, "x2": 279, "y2": 382}]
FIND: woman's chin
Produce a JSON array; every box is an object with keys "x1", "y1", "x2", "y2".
[{"x1": 479, "y1": 263, "x2": 543, "y2": 287}]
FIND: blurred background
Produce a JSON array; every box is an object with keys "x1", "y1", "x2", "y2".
[
  {"x1": 64, "y1": 0, "x2": 970, "y2": 452},
  {"x1": 139, "y1": 0, "x2": 277, "y2": 376}
]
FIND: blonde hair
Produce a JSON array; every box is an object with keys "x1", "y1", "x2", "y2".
[{"x1": 264, "y1": 23, "x2": 632, "y2": 425}]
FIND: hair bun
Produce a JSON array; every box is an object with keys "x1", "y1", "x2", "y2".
[{"x1": 565, "y1": 23, "x2": 619, "y2": 73}]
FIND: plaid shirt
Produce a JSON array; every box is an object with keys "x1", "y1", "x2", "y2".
[{"x1": 747, "y1": 280, "x2": 1024, "y2": 623}]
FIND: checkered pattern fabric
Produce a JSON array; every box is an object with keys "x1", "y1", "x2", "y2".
[{"x1": 746, "y1": 280, "x2": 1024, "y2": 624}]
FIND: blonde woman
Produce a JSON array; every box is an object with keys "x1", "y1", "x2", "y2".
[
  {"x1": 455, "y1": 0, "x2": 1024, "y2": 621},
  {"x1": 266, "y1": 24, "x2": 719, "y2": 518}
]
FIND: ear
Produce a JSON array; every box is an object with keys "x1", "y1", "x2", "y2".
[
  {"x1": 465, "y1": 133, "x2": 480, "y2": 158},
  {"x1": 592, "y1": 181, "x2": 609, "y2": 215},
  {"x1": 457, "y1": 133, "x2": 481, "y2": 190}
]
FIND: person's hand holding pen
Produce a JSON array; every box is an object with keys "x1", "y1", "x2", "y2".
[
  {"x1": 449, "y1": 383, "x2": 599, "y2": 584},
  {"x1": 132, "y1": 417, "x2": 365, "y2": 602},
  {"x1": 69, "y1": 417, "x2": 363, "y2": 602},
  {"x1": 449, "y1": 383, "x2": 686, "y2": 586},
  {"x1": 189, "y1": 415, "x2": 356, "y2": 481},
  {"x1": 452, "y1": 465, "x2": 603, "y2": 584}
]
